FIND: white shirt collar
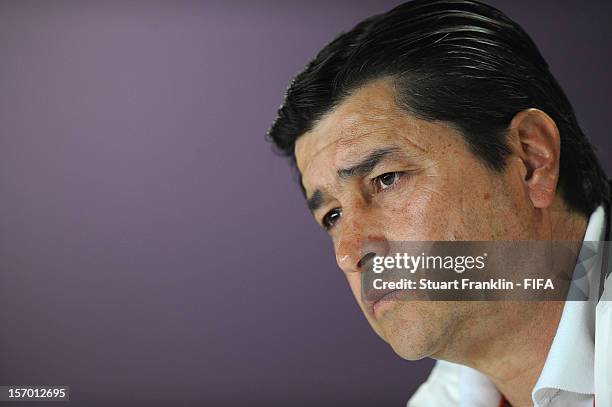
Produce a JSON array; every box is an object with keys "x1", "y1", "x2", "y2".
[{"x1": 532, "y1": 205, "x2": 605, "y2": 405}]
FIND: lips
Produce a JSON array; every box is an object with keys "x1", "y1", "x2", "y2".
[
  {"x1": 359, "y1": 249, "x2": 411, "y2": 315},
  {"x1": 364, "y1": 287, "x2": 403, "y2": 315},
  {"x1": 360, "y1": 255, "x2": 403, "y2": 315}
]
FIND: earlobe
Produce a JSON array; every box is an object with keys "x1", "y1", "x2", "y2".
[{"x1": 509, "y1": 109, "x2": 560, "y2": 209}]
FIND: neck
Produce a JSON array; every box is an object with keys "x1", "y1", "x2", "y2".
[
  {"x1": 478, "y1": 301, "x2": 564, "y2": 407},
  {"x1": 442, "y1": 206, "x2": 589, "y2": 407}
]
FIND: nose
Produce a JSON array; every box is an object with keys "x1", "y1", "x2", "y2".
[{"x1": 335, "y1": 216, "x2": 389, "y2": 274}]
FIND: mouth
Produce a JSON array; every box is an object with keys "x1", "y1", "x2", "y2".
[{"x1": 365, "y1": 288, "x2": 403, "y2": 316}]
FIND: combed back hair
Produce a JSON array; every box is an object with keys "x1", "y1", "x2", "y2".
[{"x1": 267, "y1": 0, "x2": 610, "y2": 215}]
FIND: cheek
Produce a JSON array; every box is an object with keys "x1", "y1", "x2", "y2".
[
  {"x1": 378, "y1": 164, "x2": 509, "y2": 241},
  {"x1": 442, "y1": 168, "x2": 528, "y2": 240},
  {"x1": 378, "y1": 173, "x2": 457, "y2": 240}
]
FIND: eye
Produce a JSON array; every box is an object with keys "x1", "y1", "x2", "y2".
[
  {"x1": 322, "y1": 207, "x2": 342, "y2": 230},
  {"x1": 375, "y1": 172, "x2": 402, "y2": 191}
]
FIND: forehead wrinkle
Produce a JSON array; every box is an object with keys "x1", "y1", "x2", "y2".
[{"x1": 336, "y1": 110, "x2": 430, "y2": 157}]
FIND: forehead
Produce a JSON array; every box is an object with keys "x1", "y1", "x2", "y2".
[
  {"x1": 295, "y1": 78, "x2": 430, "y2": 192},
  {"x1": 296, "y1": 79, "x2": 398, "y2": 169}
]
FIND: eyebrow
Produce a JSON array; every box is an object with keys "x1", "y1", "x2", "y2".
[
  {"x1": 337, "y1": 147, "x2": 398, "y2": 180},
  {"x1": 306, "y1": 147, "x2": 399, "y2": 213},
  {"x1": 307, "y1": 190, "x2": 324, "y2": 212}
]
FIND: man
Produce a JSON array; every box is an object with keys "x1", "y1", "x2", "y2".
[{"x1": 267, "y1": 1, "x2": 611, "y2": 406}]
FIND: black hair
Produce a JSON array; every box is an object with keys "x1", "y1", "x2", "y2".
[{"x1": 267, "y1": 0, "x2": 610, "y2": 215}]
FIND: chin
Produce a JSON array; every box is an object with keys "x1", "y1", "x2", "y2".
[
  {"x1": 375, "y1": 303, "x2": 444, "y2": 361},
  {"x1": 386, "y1": 329, "x2": 438, "y2": 361}
]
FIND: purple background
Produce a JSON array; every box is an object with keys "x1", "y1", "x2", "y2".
[{"x1": 0, "y1": 1, "x2": 610, "y2": 406}]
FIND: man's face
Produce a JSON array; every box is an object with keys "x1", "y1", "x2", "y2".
[{"x1": 295, "y1": 78, "x2": 544, "y2": 360}]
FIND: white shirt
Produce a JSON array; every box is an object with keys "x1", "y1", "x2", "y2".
[{"x1": 408, "y1": 206, "x2": 610, "y2": 407}]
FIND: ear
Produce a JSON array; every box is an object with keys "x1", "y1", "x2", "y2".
[{"x1": 508, "y1": 109, "x2": 560, "y2": 209}]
